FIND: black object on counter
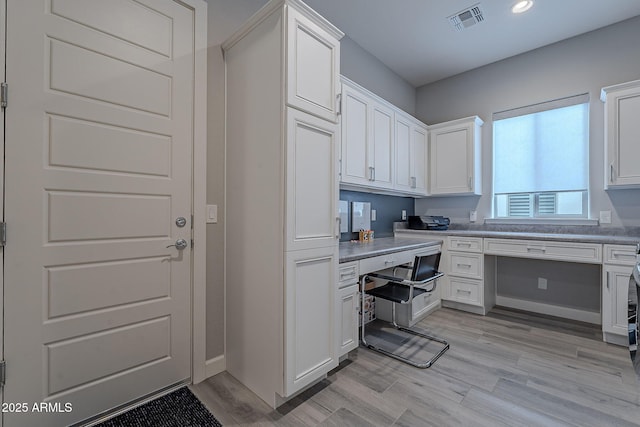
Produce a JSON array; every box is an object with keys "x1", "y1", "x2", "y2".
[{"x1": 407, "y1": 215, "x2": 450, "y2": 230}]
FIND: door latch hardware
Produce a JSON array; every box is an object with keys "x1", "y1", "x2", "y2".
[
  {"x1": 166, "y1": 239, "x2": 188, "y2": 250},
  {"x1": 1, "y1": 82, "x2": 8, "y2": 109},
  {"x1": 0, "y1": 222, "x2": 6, "y2": 246},
  {"x1": 175, "y1": 217, "x2": 187, "y2": 228},
  {"x1": 0, "y1": 360, "x2": 6, "y2": 388}
]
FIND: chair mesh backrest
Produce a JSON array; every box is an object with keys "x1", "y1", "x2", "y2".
[{"x1": 411, "y1": 253, "x2": 442, "y2": 282}]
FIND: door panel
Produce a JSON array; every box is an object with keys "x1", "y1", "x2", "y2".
[
  {"x1": 286, "y1": 108, "x2": 339, "y2": 251},
  {"x1": 4, "y1": 0, "x2": 194, "y2": 425}
]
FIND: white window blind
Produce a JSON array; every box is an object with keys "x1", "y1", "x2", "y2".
[{"x1": 493, "y1": 94, "x2": 589, "y2": 218}]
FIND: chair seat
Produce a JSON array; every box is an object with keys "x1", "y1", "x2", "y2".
[{"x1": 366, "y1": 281, "x2": 427, "y2": 304}]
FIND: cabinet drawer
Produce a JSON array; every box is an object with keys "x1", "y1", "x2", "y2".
[
  {"x1": 484, "y1": 238, "x2": 602, "y2": 264},
  {"x1": 449, "y1": 252, "x2": 483, "y2": 279},
  {"x1": 359, "y1": 251, "x2": 415, "y2": 274},
  {"x1": 450, "y1": 277, "x2": 482, "y2": 306},
  {"x1": 449, "y1": 236, "x2": 483, "y2": 253},
  {"x1": 338, "y1": 261, "x2": 359, "y2": 288},
  {"x1": 604, "y1": 244, "x2": 638, "y2": 266}
]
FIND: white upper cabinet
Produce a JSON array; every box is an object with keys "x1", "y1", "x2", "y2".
[
  {"x1": 370, "y1": 102, "x2": 395, "y2": 189},
  {"x1": 340, "y1": 77, "x2": 394, "y2": 190},
  {"x1": 341, "y1": 81, "x2": 373, "y2": 186},
  {"x1": 341, "y1": 76, "x2": 431, "y2": 195},
  {"x1": 286, "y1": 4, "x2": 341, "y2": 122},
  {"x1": 601, "y1": 79, "x2": 640, "y2": 189},
  {"x1": 429, "y1": 116, "x2": 483, "y2": 196},
  {"x1": 395, "y1": 112, "x2": 428, "y2": 195}
]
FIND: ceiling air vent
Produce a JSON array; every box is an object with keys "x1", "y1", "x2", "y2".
[{"x1": 448, "y1": 3, "x2": 485, "y2": 32}]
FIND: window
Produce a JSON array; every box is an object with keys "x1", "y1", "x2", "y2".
[{"x1": 493, "y1": 94, "x2": 589, "y2": 219}]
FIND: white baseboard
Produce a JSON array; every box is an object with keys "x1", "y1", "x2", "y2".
[
  {"x1": 496, "y1": 296, "x2": 601, "y2": 325},
  {"x1": 205, "y1": 355, "x2": 225, "y2": 379}
]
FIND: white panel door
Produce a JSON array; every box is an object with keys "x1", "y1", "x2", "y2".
[
  {"x1": 412, "y1": 125, "x2": 428, "y2": 194},
  {"x1": 394, "y1": 115, "x2": 412, "y2": 192},
  {"x1": 341, "y1": 83, "x2": 371, "y2": 186},
  {"x1": 286, "y1": 6, "x2": 340, "y2": 122},
  {"x1": 371, "y1": 103, "x2": 394, "y2": 189},
  {"x1": 430, "y1": 126, "x2": 471, "y2": 194},
  {"x1": 286, "y1": 108, "x2": 339, "y2": 251},
  {"x1": 284, "y1": 247, "x2": 338, "y2": 396},
  {"x1": 4, "y1": 1, "x2": 194, "y2": 425},
  {"x1": 337, "y1": 284, "x2": 358, "y2": 356},
  {"x1": 603, "y1": 265, "x2": 632, "y2": 337}
]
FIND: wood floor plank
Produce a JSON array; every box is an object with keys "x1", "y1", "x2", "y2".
[
  {"x1": 493, "y1": 378, "x2": 640, "y2": 427},
  {"x1": 194, "y1": 307, "x2": 640, "y2": 426},
  {"x1": 461, "y1": 386, "x2": 570, "y2": 427}
]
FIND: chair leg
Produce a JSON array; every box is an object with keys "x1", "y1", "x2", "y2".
[{"x1": 362, "y1": 301, "x2": 449, "y2": 369}]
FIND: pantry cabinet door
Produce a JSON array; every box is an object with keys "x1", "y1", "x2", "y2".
[
  {"x1": 286, "y1": 108, "x2": 339, "y2": 252},
  {"x1": 284, "y1": 247, "x2": 338, "y2": 396},
  {"x1": 286, "y1": 6, "x2": 340, "y2": 122}
]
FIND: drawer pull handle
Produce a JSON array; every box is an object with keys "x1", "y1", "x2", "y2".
[
  {"x1": 457, "y1": 289, "x2": 472, "y2": 294},
  {"x1": 457, "y1": 263, "x2": 472, "y2": 268},
  {"x1": 526, "y1": 246, "x2": 546, "y2": 252},
  {"x1": 458, "y1": 242, "x2": 472, "y2": 247}
]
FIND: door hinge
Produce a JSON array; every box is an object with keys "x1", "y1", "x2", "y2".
[
  {"x1": 1, "y1": 82, "x2": 8, "y2": 109},
  {"x1": 0, "y1": 222, "x2": 6, "y2": 246},
  {"x1": 0, "y1": 360, "x2": 6, "y2": 387}
]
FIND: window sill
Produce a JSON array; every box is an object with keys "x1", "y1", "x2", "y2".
[{"x1": 485, "y1": 218, "x2": 599, "y2": 226}]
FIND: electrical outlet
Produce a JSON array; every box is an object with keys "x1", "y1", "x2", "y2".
[
  {"x1": 371, "y1": 209, "x2": 377, "y2": 221},
  {"x1": 599, "y1": 210, "x2": 611, "y2": 224},
  {"x1": 401, "y1": 210, "x2": 407, "y2": 220},
  {"x1": 470, "y1": 210, "x2": 477, "y2": 222},
  {"x1": 538, "y1": 277, "x2": 547, "y2": 290}
]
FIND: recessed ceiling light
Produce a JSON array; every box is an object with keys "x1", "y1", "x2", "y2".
[{"x1": 512, "y1": 0, "x2": 533, "y2": 14}]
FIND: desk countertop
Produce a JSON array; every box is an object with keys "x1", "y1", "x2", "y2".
[
  {"x1": 339, "y1": 236, "x2": 442, "y2": 263},
  {"x1": 395, "y1": 228, "x2": 640, "y2": 246}
]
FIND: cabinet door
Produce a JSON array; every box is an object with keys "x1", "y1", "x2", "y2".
[
  {"x1": 286, "y1": 7, "x2": 340, "y2": 122},
  {"x1": 605, "y1": 87, "x2": 640, "y2": 188},
  {"x1": 602, "y1": 265, "x2": 632, "y2": 337},
  {"x1": 429, "y1": 117, "x2": 482, "y2": 196},
  {"x1": 411, "y1": 124, "x2": 428, "y2": 194},
  {"x1": 430, "y1": 124, "x2": 473, "y2": 195},
  {"x1": 370, "y1": 102, "x2": 394, "y2": 189},
  {"x1": 285, "y1": 247, "x2": 338, "y2": 396},
  {"x1": 338, "y1": 284, "x2": 359, "y2": 357},
  {"x1": 394, "y1": 115, "x2": 413, "y2": 192},
  {"x1": 286, "y1": 108, "x2": 339, "y2": 251},
  {"x1": 341, "y1": 83, "x2": 372, "y2": 186}
]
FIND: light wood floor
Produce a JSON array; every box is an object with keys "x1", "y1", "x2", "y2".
[{"x1": 191, "y1": 307, "x2": 640, "y2": 426}]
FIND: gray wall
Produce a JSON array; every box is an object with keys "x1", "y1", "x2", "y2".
[
  {"x1": 339, "y1": 190, "x2": 414, "y2": 242},
  {"x1": 414, "y1": 16, "x2": 640, "y2": 229},
  {"x1": 205, "y1": 0, "x2": 416, "y2": 361},
  {"x1": 340, "y1": 36, "x2": 416, "y2": 115}
]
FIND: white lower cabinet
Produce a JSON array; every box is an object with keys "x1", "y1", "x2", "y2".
[
  {"x1": 441, "y1": 236, "x2": 495, "y2": 315},
  {"x1": 338, "y1": 284, "x2": 359, "y2": 356},
  {"x1": 285, "y1": 247, "x2": 338, "y2": 396},
  {"x1": 602, "y1": 244, "x2": 636, "y2": 345}
]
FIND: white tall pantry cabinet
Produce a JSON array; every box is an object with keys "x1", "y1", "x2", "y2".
[{"x1": 223, "y1": 0, "x2": 343, "y2": 407}]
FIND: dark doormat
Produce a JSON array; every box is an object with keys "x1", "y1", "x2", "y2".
[{"x1": 95, "y1": 387, "x2": 222, "y2": 427}]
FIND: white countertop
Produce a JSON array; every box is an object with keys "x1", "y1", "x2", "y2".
[{"x1": 339, "y1": 236, "x2": 442, "y2": 263}]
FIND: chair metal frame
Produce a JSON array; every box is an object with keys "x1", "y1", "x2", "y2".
[{"x1": 360, "y1": 262, "x2": 449, "y2": 369}]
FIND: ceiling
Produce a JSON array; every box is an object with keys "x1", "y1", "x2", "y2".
[{"x1": 302, "y1": 0, "x2": 640, "y2": 87}]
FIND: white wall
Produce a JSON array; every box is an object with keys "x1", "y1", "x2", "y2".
[{"x1": 415, "y1": 16, "x2": 640, "y2": 228}]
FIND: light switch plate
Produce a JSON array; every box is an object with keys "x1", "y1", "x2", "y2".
[
  {"x1": 470, "y1": 210, "x2": 477, "y2": 222},
  {"x1": 371, "y1": 209, "x2": 377, "y2": 221},
  {"x1": 599, "y1": 210, "x2": 611, "y2": 224},
  {"x1": 207, "y1": 204, "x2": 218, "y2": 224}
]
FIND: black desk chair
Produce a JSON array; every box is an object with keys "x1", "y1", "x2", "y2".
[{"x1": 361, "y1": 253, "x2": 449, "y2": 368}]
